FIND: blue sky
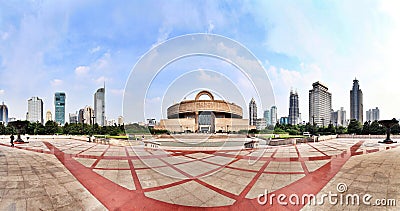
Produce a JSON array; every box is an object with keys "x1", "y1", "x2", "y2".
[{"x1": 1, "y1": 0, "x2": 400, "y2": 123}]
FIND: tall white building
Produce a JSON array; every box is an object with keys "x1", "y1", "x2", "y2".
[
  {"x1": 288, "y1": 90, "x2": 299, "y2": 125},
  {"x1": 0, "y1": 102, "x2": 8, "y2": 125},
  {"x1": 118, "y1": 116, "x2": 124, "y2": 125},
  {"x1": 78, "y1": 106, "x2": 94, "y2": 125},
  {"x1": 270, "y1": 106, "x2": 277, "y2": 126},
  {"x1": 309, "y1": 81, "x2": 332, "y2": 127},
  {"x1": 94, "y1": 86, "x2": 105, "y2": 126},
  {"x1": 350, "y1": 78, "x2": 363, "y2": 123},
  {"x1": 249, "y1": 98, "x2": 257, "y2": 126},
  {"x1": 27, "y1": 97, "x2": 44, "y2": 124},
  {"x1": 69, "y1": 113, "x2": 78, "y2": 124},
  {"x1": 366, "y1": 107, "x2": 380, "y2": 122},
  {"x1": 331, "y1": 107, "x2": 347, "y2": 127},
  {"x1": 263, "y1": 109, "x2": 271, "y2": 126},
  {"x1": 255, "y1": 118, "x2": 267, "y2": 130}
]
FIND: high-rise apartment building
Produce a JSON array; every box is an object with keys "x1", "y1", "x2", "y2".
[
  {"x1": 54, "y1": 92, "x2": 66, "y2": 125},
  {"x1": 270, "y1": 106, "x2": 278, "y2": 126},
  {"x1": 94, "y1": 86, "x2": 105, "y2": 126},
  {"x1": 69, "y1": 113, "x2": 78, "y2": 124},
  {"x1": 78, "y1": 106, "x2": 94, "y2": 125},
  {"x1": 28, "y1": 97, "x2": 44, "y2": 124},
  {"x1": 0, "y1": 102, "x2": 8, "y2": 125},
  {"x1": 331, "y1": 107, "x2": 347, "y2": 127},
  {"x1": 249, "y1": 98, "x2": 257, "y2": 126},
  {"x1": 279, "y1": 117, "x2": 288, "y2": 125},
  {"x1": 46, "y1": 110, "x2": 52, "y2": 122},
  {"x1": 309, "y1": 81, "x2": 332, "y2": 127},
  {"x1": 263, "y1": 109, "x2": 271, "y2": 126},
  {"x1": 255, "y1": 118, "x2": 266, "y2": 130},
  {"x1": 118, "y1": 116, "x2": 124, "y2": 125},
  {"x1": 288, "y1": 90, "x2": 299, "y2": 125},
  {"x1": 350, "y1": 78, "x2": 363, "y2": 123},
  {"x1": 366, "y1": 107, "x2": 380, "y2": 122}
]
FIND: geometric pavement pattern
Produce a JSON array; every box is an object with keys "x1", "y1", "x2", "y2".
[{"x1": 0, "y1": 138, "x2": 398, "y2": 210}]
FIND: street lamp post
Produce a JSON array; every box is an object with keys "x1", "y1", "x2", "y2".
[
  {"x1": 81, "y1": 117, "x2": 85, "y2": 135},
  {"x1": 90, "y1": 116, "x2": 96, "y2": 142}
]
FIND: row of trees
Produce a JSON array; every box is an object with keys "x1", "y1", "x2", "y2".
[
  {"x1": 0, "y1": 120, "x2": 126, "y2": 136},
  {"x1": 269, "y1": 119, "x2": 400, "y2": 136}
]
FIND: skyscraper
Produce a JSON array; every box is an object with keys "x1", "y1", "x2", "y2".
[
  {"x1": 288, "y1": 90, "x2": 299, "y2": 125},
  {"x1": 263, "y1": 109, "x2": 271, "y2": 126},
  {"x1": 94, "y1": 86, "x2": 105, "y2": 126},
  {"x1": 0, "y1": 102, "x2": 8, "y2": 125},
  {"x1": 54, "y1": 92, "x2": 66, "y2": 125},
  {"x1": 28, "y1": 97, "x2": 44, "y2": 124},
  {"x1": 118, "y1": 116, "x2": 124, "y2": 125},
  {"x1": 249, "y1": 98, "x2": 257, "y2": 126},
  {"x1": 350, "y1": 78, "x2": 363, "y2": 123},
  {"x1": 270, "y1": 106, "x2": 278, "y2": 127},
  {"x1": 270, "y1": 106, "x2": 277, "y2": 126},
  {"x1": 46, "y1": 110, "x2": 52, "y2": 122},
  {"x1": 330, "y1": 108, "x2": 348, "y2": 127},
  {"x1": 78, "y1": 106, "x2": 94, "y2": 125},
  {"x1": 366, "y1": 107, "x2": 380, "y2": 122},
  {"x1": 69, "y1": 112, "x2": 78, "y2": 124},
  {"x1": 309, "y1": 81, "x2": 332, "y2": 127}
]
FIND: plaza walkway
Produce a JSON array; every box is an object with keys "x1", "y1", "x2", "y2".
[{"x1": 0, "y1": 137, "x2": 399, "y2": 210}]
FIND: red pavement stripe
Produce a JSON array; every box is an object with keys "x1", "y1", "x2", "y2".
[
  {"x1": 144, "y1": 179, "x2": 192, "y2": 192},
  {"x1": 250, "y1": 141, "x2": 364, "y2": 210},
  {"x1": 90, "y1": 145, "x2": 110, "y2": 169},
  {"x1": 75, "y1": 143, "x2": 99, "y2": 155},
  {"x1": 306, "y1": 143, "x2": 329, "y2": 157},
  {"x1": 125, "y1": 147, "x2": 144, "y2": 191},
  {"x1": 236, "y1": 148, "x2": 278, "y2": 200}
]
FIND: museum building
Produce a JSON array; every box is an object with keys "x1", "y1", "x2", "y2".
[{"x1": 155, "y1": 90, "x2": 254, "y2": 133}]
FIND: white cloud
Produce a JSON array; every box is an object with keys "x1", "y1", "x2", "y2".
[
  {"x1": 51, "y1": 79, "x2": 63, "y2": 87},
  {"x1": 95, "y1": 52, "x2": 111, "y2": 70},
  {"x1": 207, "y1": 22, "x2": 215, "y2": 33},
  {"x1": 0, "y1": 89, "x2": 4, "y2": 95},
  {"x1": 94, "y1": 76, "x2": 107, "y2": 85},
  {"x1": 197, "y1": 69, "x2": 221, "y2": 82},
  {"x1": 110, "y1": 88, "x2": 124, "y2": 96},
  {"x1": 90, "y1": 46, "x2": 101, "y2": 54},
  {"x1": 74, "y1": 65, "x2": 90, "y2": 76},
  {"x1": 1, "y1": 32, "x2": 9, "y2": 40}
]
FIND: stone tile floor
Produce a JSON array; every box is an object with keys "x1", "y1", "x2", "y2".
[{"x1": 0, "y1": 138, "x2": 399, "y2": 210}]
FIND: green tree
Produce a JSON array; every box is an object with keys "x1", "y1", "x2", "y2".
[
  {"x1": 326, "y1": 123, "x2": 335, "y2": 135},
  {"x1": 347, "y1": 119, "x2": 362, "y2": 134},
  {"x1": 370, "y1": 121, "x2": 385, "y2": 135},
  {"x1": 362, "y1": 121, "x2": 370, "y2": 135},
  {"x1": 45, "y1": 121, "x2": 59, "y2": 135},
  {"x1": 391, "y1": 123, "x2": 400, "y2": 135},
  {"x1": 336, "y1": 126, "x2": 347, "y2": 134},
  {"x1": 0, "y1": 123, "x2": 5, "y2": 135}
]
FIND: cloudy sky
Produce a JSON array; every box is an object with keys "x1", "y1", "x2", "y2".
[{"x1": 1, "y1": 0, "x2": 400, "y2": 123}]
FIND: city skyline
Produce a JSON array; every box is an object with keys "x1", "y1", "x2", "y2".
[{"x1": 1, "y1": 1, "x2": 400, "y2": 121}]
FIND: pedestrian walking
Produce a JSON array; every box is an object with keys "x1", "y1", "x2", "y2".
[{"x1": 10, "y1": 134, "x2": 14, "y2": 147}]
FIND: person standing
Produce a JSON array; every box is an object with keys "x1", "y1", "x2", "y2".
[{"x1": 10, "y1": 134, "x2": 14, "y2": 147}]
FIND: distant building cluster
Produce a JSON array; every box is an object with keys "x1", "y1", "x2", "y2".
[
  {"x1": 0, "y1": 77, "x2": 383, "y2": 129},
  {"x1": 0, "y1": 82, "x2": 124, "y2": 127},
  {"x1": 366, "y1": 107, "x2": 380, "y2": 122}
]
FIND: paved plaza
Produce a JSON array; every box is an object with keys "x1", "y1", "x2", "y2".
[{"x1": 0, "y1": 137, "x2": 399, "y2": 210}]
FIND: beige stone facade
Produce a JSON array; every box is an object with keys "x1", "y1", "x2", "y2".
[{"x1": 155, "y1": 90, "x2": 253, "y2": 133}]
